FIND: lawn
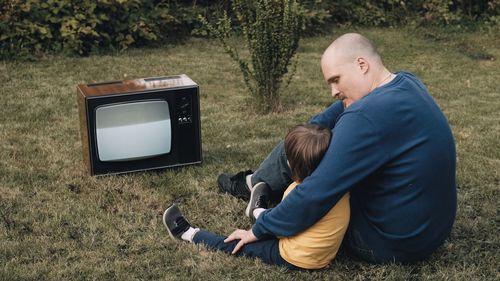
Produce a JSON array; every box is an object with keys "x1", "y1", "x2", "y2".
[{"x1": 1, "y1": 27, "x2": 499, "y2": 280}]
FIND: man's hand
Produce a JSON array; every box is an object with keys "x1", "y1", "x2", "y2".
[{"x1": 224, "y1": 229, "x2": 258, "y2": 254}]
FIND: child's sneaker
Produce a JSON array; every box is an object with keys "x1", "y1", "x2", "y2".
[
  {"x1": 245, "y1": 182, "x2": 270, "y2": 221},
  {"x1": 163, "y1": 203, "x2": 192, "y2": 241}
]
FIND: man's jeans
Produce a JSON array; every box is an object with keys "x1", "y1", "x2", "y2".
[
  {"x1": 251, "y1": 141, "x2": 293, "y2": 201},
  {"x1": 192, "y1": 230, "x2": 299, "y2": 269}
]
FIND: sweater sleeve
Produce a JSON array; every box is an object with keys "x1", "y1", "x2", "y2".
[
  {"x1": 252, "y1": 111, "x2": 389, "y2": 239},
  {"x1": 308, "y1": 101, "x2": 344, "y2": 129}
]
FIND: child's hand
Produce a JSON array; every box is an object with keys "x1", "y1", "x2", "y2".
[{"x1": 224, "y1": 229, "x2": 258, "y2": 254}]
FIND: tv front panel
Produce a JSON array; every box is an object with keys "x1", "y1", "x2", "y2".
[
  {"x1": 95, "y1": 100, "x2": 172, "y2": 162},
  {"x1": 77, "y1": 74, "x2": 201, "y2": 176}
]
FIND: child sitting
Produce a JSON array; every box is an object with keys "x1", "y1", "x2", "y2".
[{"x1": 163, "y1": 124, "x2": 350, "y2": 270}]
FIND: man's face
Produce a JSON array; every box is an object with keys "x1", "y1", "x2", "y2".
[{"x1": 321, "y1": 49, "x2": 370, "y2": 106}]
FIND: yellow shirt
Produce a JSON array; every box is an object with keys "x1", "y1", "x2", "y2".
[{"x1": 278, "y1": 182, "x2": 350, "y2": 269}]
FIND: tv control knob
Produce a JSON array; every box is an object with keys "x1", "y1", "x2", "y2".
[
  {"x1": 182, "y1": 117, "x2": 188, "y2": 122},
  {"x1": 178, "y1": 117, "x2": 183, "y2": 123}
]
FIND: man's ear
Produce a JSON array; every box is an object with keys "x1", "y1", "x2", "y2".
[{"x1": 356, "y1": 57, "x2": 369, "y2": 74}]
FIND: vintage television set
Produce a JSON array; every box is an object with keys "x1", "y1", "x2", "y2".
[{"x1": 77, "y1": 74, "x2": 201, "y2": 176}]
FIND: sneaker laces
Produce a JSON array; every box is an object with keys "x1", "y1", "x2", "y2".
[
  {"x1": 172, "y1": 216, "x2": 191, "y2": 236},
  {"x1": 230, "y1": 171, "x2": 251, "y2": 195},
  {"x1": 255, "y1": 194, "x2": 269, "y2": 209}
]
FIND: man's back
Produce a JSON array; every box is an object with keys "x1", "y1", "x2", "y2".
[{"x1": 345, "y1": 71, "x2": 457, "y2": 261}]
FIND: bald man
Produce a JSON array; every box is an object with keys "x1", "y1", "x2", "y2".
[{"x1": 218, "y1": 33, "x2": 457, "y2": 263}]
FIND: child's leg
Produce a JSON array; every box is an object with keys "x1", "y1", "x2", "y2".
[
  {"x1": 163, "y1": 204, "x2": 297, "y2": 268},
  {"x1": 192, "y1": 230, "x2": 298, "y2": 269}
]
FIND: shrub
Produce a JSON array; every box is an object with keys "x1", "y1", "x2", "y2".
[
  {"x1": 319, "y1": 0, "x2": 499, "y2": 27},
  {"x1": 0, "y1": 0, "x2": 200, "y2": 59},
  {"x1": 1, "y1": 0, "x2": 497, "y2": 60},
  {"x1": 201, "y1": 0, "x2": 302, "y2": 113},
  {"x1": 295, "y1": 0, "x2": 332, "y2": 35}
]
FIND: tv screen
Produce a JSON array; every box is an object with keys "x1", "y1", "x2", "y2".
[{"x1": 95, "y1": 100, "x2": 172, "y2": 162}]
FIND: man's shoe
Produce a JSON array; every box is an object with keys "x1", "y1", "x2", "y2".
[
  {"x1": 245, "y1": 182, "x2": 270, "y2": 221},
  {"x1": 163, "y1": 204, "x2": 192, "y2": 241},
  {"x1": 217, "y1": 170, "x2": 253, "y2": 201}
]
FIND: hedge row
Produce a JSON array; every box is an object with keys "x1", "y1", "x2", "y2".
[
  {"x1": 305, "y1": 0, "x2": 499, "y2": 28},
  {"x1": 0, "y1": 0, "x2": 206, "y2": 59},
  {"x1": 0, "y1": 0, "x2": 498, "y2": 59}
]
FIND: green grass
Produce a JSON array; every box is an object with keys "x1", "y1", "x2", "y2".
[{"x1": 1, "y1": 27, "x2": 499, "y2": 280}]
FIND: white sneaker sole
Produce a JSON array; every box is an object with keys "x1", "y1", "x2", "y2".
[{"x1": 163, "y1": 205, "x2": 177, "y2": 240}]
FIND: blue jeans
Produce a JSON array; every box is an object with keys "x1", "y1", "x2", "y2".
[
  {"x1": 192, "y1": 230, "x2": 299, "y2": 269},
  {"x1": 249, "y1": 141, "x2": 380, "y2": 263},
  {"x1": 251, "y1": 141, "x2": 293, "y2": 202}
]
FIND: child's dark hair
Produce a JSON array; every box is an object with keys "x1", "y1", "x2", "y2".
[{"x1": 284, "y1": 124, "x2": 331, "y2": 183}]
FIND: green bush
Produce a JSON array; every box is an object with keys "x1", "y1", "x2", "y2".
[
  {"x1": 0, "y1": 0, "x2": 201, "y2": 59},
  {"x1": 201, "y1": 0, "x2": 302, "y2": 113},
  {"x1": 312, "y1": 0, "x2": 499, "y2": 27},
  {"x1": 295, "y1": 1, "x2": 332, "y2": 34},
  {"x1": 1, "y1": 0, "x2": 498, "y2": 60}
]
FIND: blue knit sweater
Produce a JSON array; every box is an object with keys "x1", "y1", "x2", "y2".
[{"x1": 252, "y1": 71, "x2": 457, "y2": 262}]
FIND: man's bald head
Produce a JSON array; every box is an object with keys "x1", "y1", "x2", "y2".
[
  {"x1": 320, "y1": 33, "x2": 392, "y2": 106},
  {"x1": 322, "y1": 33, "x2": 382, "y2": 66}
]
